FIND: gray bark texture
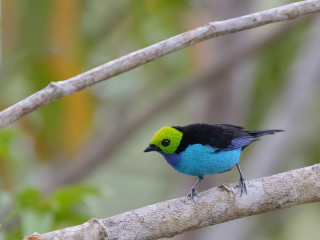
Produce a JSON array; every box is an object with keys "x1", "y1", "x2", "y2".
[
  {"x1": 1, "y1": 0, "x2": 320, "y2": 129},
  {"x1": 25, "y1": 164, "x2": 320, "y2": 240}
]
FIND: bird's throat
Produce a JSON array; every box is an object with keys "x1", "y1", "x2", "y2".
[{"x1": 161, "y1": 152, "x2": 181, "y2": 168}]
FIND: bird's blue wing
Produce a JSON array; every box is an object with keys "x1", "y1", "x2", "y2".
[
  {"x1": 228, "y1": 137, "x2": 258, "y2": 150},
  {"x1": 208, "y1": 136, "x2": 257, "y2": 152}
]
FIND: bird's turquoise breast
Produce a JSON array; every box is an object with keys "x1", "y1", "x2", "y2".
[{"x1": 163, "y1": 144, "x2": 241, "y2": 176}]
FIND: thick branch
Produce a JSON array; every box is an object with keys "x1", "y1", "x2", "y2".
[
  {"x1": 1, "y1": 0, "x2": 320, "y2": 129},
  {"x1": 25, "y1": 164, "x2": 320, "y2": 240}
]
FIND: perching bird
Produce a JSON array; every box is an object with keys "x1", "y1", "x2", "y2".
[{"x1": 144, "y1": 123, "x2": 283, "y2": 200}]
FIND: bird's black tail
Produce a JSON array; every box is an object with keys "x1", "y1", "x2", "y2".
[{"x1": 246, "y1": 129, "x2": 284, "y2": 138}]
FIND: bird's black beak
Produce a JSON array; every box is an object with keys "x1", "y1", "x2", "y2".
[{"x1": 144, "y1": 144, "x2": 160, "y2": 152}]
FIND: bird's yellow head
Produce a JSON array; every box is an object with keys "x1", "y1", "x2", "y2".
[{"x1": 144, "y1": 126, "x2": 183, "y2": 154}]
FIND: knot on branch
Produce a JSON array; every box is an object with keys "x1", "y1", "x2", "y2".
[{"x1": 24, "y1": 232, "x2": 41, "y2": 240}]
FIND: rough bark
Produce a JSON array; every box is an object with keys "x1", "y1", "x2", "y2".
[
  {"x1": 25, "y1": 164, "x2": 320, "y2": 240},
  {"x1": 1, "y1": 0, "x2": 320, "y2": 129}
]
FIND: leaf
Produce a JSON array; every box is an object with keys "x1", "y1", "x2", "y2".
[
  {"x1": 51, "y1": 185, "x2": 99, "y2": 211},
  {"x1": 16, "y1": 188, "x2": 43, "y2": 209}
]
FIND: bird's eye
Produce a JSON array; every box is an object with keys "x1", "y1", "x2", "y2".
[{"x1": 162, "y1": 139, "x2": 170, "y2": 147}]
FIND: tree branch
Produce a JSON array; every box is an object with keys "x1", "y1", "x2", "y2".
[
  {"x1": 1, "y1": 0, "x2": 320, "y2": 129},
  {"x1": 25, "y1": 164, "x2": 320, "y2": 240}
]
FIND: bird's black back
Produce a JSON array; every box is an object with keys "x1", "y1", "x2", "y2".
[{"x1": 173, "y1": 123, "x2": 283, "y2": 154}]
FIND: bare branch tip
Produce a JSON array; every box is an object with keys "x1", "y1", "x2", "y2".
[
  {"x1": 24, "y1": 232, "x2": 42, "y2": 240},
  {"x1": 47, "y1": 81, "x2": 62, "y2": 90}
]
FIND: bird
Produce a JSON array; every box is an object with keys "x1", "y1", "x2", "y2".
[{"x1": 144, "y1": 123, "x2": 283, "y2": 200}]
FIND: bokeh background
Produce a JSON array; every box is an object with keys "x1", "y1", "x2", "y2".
[{"x1": 1, "y1": 0, "x2": 320, "y2": 239}]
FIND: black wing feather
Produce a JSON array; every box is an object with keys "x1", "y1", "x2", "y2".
[{"x1": 173, "y1": 123, "x2": 282, "y2": 154}]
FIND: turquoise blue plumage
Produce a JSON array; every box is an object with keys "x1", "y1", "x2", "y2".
[
  {"x1": 166, "y1": 145, "x2": 241, "y2": 176},
  {"x1": 144, "y1": 123, "x2": 283, "y2": 200}
]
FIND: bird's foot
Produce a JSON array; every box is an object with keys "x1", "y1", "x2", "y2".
[
  {"x1": 237, "y1": 177, "x2": 247, "y2": 196},
  {"x1": 187, "y1": 187, "x2": 198, "y2": 202}
]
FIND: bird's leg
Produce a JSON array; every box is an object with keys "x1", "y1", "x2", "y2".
[
  {"x1": 236, "y1": 163, "x2": 247, "y2": 196},
  {"x1": 187, "y1": 176, "x2": 203, "y2": 201}
]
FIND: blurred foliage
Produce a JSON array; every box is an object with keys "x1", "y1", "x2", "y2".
[
  {"x1": 1, "y1": 185, "x2": 98, "y2": 239},
  {"x1": 1, "y1": 0, "x2": 320, "y2": 239},
  {"x1": 249, "y1": 21, "x2": 309, "y2": 128},
  {"x1": 0, "y1": 0, "x2": 192, "y2": 238}
]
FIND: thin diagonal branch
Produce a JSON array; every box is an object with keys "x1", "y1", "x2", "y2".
[
  {"x1": 25, "y1": 164, "x2": 320, "y2": 240},
  {"x1": 1, "y1": 0, "x2": 320, "y2": 129}
]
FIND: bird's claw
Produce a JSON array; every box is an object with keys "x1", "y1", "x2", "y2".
[
  {"x1": 237, "y1": 178, "x2": 247, "y2": 196},
  {"x1": 187, "y1": 187, "x2": 198, "y2": 202}
]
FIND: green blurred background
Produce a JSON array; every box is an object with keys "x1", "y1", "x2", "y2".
[{"x1": 1, "y1": 0, "x2": 320, "y2": 239}]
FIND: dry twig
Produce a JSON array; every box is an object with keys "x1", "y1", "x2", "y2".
[{"x1": 1, "y1": 0, "x2": 320, "y2": 129}]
